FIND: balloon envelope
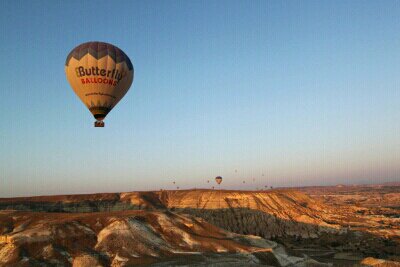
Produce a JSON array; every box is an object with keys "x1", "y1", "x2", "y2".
[
  {"x1": 215, "y1": 176, "x2": 222, "y2": 185},
  {"x1": 65, "y1": 41, "x2": 134, "y2": 126}
]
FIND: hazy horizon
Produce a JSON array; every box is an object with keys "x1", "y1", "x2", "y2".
[
  {"x1": 2, "y1": 180, "x2": 400, "y2": 199},
  {"x1": 1, "y1": 0, "x2": 399, "y2": 197}
]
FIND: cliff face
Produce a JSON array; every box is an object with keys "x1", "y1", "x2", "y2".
[
  {"x1": 156, "y1": 190, "x2": 339, "y2": 228},
  {"x1": 0, "y1": 190, "x2": 332, "y2": 221},
  {"x1": 0, "y1": 190, "x2": 342, "y2": 239}
]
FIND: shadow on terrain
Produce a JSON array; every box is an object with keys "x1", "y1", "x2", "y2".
[
  {"x1": 175, "y1": 207, "x2": 399, "y2": 261},
  {"x1": 0, "y1": 193, "x2": 398, "y2": 265}
]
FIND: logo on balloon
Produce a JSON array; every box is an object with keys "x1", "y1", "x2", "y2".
[{"x1": 75, "y1": 66, "x2": 126, "y2": 86}]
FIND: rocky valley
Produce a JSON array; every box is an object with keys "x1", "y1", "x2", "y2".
[{"x1": 0, "y1": 186, "x2": 399, "y2": 266}]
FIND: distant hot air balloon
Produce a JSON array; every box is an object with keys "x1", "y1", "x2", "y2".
[
  {"x1": 243, "y1": 181, "x2": 245, "y2": 184},
  {"x1": 207, "y1": 180, "x2": 210, "y2": 183},
  {"x1": 65, "y1": 41, "x2": 134, "y2": 127},
  {"x1": 173, "y1": 181, "x2": 176, "y2": 184},
  {"x1": 215, "y1": 176, "x2": 222, "y2": 185}
]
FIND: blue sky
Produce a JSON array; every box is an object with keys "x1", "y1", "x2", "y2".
[{"x1": 0, "y1": 0, "x2": 399, "y2": 197}]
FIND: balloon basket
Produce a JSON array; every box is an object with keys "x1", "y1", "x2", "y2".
[{"x1": 94, "y1": 121, "x2": 104, "y2": 127}]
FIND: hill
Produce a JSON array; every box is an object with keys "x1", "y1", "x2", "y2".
[{"x1": 0, "y1": 188, "x2": 399, "y2": 266}]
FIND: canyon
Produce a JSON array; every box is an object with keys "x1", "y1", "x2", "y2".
[{"x1": 0, "y1": 185, "x2": 399, "y2": 266}]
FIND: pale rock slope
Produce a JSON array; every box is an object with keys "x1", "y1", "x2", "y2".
[{"x1": 0, "y1": 210, "x2": 328, "y2": 267}]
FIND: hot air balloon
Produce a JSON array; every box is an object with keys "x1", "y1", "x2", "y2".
[
  {"x1": 207, "y1": 180, "x2": 210, "y2": 183},
  {"x1": 65, "y1": 41, "x2": 134, "y2": 127},
  {"x1": 215, "y1": 176, "x2": 222, "y2": 185}
]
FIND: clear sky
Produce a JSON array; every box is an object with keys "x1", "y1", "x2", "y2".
[{"x1": 0, "y1": 0, "x2": 399, "y2": 197}]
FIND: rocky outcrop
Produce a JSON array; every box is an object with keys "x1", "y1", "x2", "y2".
[
  {"x1": 0, "y1": 236, "x2": 8, "y2": 244},
  {"x1": 359, "y1": 257, "x2": 400, "y2": 267},
  {"x1": 0, "y1": 243, "x2": 20, "y2": 266},
  {"x1": 72, "y1": 253, "x2": 105, "y2": 267},
  {"x1": 0, "y1": 210, "x2": 328, "y2": 267}
]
